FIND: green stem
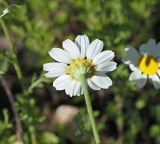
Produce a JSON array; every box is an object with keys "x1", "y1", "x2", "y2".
[
  {"x1": 29, "y1": 125, "x2": 37, "y2": 144},
  {"x1": 0, "y1": 18, "x2": 23, "y2": 81},
  {"x1": 0, "y1": 18, "x2": 24, "y2": 143},
  {"x1": 79, "y1": 74, "x2": 101, "y2": 144}
]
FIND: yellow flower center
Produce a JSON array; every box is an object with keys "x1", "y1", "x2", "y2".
[
  {"x1": 66, "y1": 57, "x2": 97, "y2": 80},
  {"x1": 138, "y1": 54, "x2": 159, "y2": 75}
]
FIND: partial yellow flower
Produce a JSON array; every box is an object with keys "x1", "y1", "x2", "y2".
[{"x1": 124, "y1": 39, "x2": 160, "y2": 89}]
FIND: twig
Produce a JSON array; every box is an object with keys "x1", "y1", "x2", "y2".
[{"x1": 0, "y1": 77, "x2": 24, "y2": 144}]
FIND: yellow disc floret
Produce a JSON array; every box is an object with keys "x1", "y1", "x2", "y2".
[
  {"x1": 138, "y1": 54, "x2": 159, "y2": 75},
  {"x1": 66, "y1": 57, "x2": 97, "y2": 81}
]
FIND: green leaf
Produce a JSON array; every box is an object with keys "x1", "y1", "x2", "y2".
[{"x1": 39, "y1": 132, "x2": 59, "y2": 144}]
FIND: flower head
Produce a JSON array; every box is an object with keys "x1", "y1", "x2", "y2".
[
  {"x1": 123, "y1": 39, "x2": 160, "y2": 89},
  {"x1": 43, "y1": 35, "x2": 117, "y2": 96}
]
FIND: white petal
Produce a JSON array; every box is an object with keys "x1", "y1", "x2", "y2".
[
  {"x1": 44, "y1": 71, "x2": 65, "y2": 78},
  {"x1": 97, "y1": 61, "x2": 117, "y2": 72},
  {"x1": 93, "y1": 50, "x2": 115, "y2": 65},
  {"x1": 134, "y1": 79, "x2": 147, "y2": 88},
  {"x1": 75, "y1": 35, "x2": 89, "y2": 57},
  {"x1": 157, "y1": 69, "x2": 160, "y2": 77},
  {"x1": 86, "y1": 39, "x2": 103, "y2": 60},
  {"x1": 123, "y1": 47, "x2": 140, "y2": 66},
  {"x1": 65, "y1": 79, "x2": 76, "y2": 97},
  {"x1": 139, "y1": 39, "x2": 159, "y2": 57},
  {"x1": 129, "y1": 64, "x2": 139, "y2": 71},
  {"x1": 152, "y1": 42, "x2": 160, "y2": 57},
  {"x1": 140, "y1": 39, "x2": 156, "y2": 56},
  {"x1": 149, "y1": 74, "x2": 160, "y2": 89},
  {"x1": 43, "y1": 62, "x2": 67, "y2": 72},
  {"x1": 153, "y1": 41, "x2": 160, "y2": 58},
  {"x1": 148, "y1": 39, "x2": 156, "y2": 56},
  {"x1": 139, "y1": 44, "x2": 147, "y2": 55},
  {"x1": 69, "y1": 80, "x2": 77, "y2": 97},
  {"x1": 129, "y1": 71, "x2": 147, "y2": 88},
  {"x1": 73, "y1": 82, "x2": 81, "y2": 96},
  {"x1": 129, "y1": 71, "x2": 145, "y2": 80},
  {"x1": 129, "y1": 71, "x2": 140, "y2": 81},
  {"x1": 91, "y1": 73, "x2": 112, "y2": 89},
  {"x1": 87, "y1": 79, "x2": 101, "y2": 90},
  {"x1": 53, "y1": 75, "x2": 71, "y2": 90},
  {"x1": 65, "y1": 83, "x2": 73, "y2": 96},
  {"x1": 63, "y1": 39, "x2": 80, "y2": 58},
  {"x1": 49, "y1": 48, "x2": 72, "y2": 63},
  {"x1": 76, "y1": 86, "x2": 83, "y2": 96}
]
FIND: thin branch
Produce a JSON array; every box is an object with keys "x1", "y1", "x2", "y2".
[{"x1": 0, "y1": 77, "x2": 24, "y2": 144}]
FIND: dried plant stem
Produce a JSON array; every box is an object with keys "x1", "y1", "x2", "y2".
[
  {"x1": 0, "y1": 77, "x2": 23, "y2": 143},
  {"x1": 79, "y1": 74, "x2": 101, "y2": 144}
]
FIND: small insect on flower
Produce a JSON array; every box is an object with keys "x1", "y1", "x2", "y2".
[
  {"x1": 43, "y1": 35, "x2": 117, "y2": 96},
  {"x1": 123, "y1": 39, "x2": 160, "y2": 89}
]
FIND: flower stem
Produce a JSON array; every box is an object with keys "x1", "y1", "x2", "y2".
[
  {"x1": 79, "y1": 74, "x2": 101, "y2": 144},
  {"x1": 0, "y1": 18, "x2": 23, "y2": 81},
  {"x1": 29, "y1": 125, "x2": 37, "y2": 144}
]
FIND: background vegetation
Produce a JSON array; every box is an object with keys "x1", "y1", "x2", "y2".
[{"x1": 0, "y1": 0, "x2": 160, "y2": 144}]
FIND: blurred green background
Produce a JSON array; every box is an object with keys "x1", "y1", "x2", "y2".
[{"x1": 0, "y1": 0, "x2": 160, "y2": 144}]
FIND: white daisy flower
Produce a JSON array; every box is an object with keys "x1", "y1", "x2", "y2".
[
  {"x1": 43, "y1": 35, "x2": 117, "y2": 97},
  {"x1": 123, "y1": 39, "x2": 160, "y2": 89}
]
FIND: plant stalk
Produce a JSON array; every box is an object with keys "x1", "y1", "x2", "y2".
[
  {"x1": 0, "y1": 18, "x2": 24, "y2": 143},
  {"x1": 79, "y1": 74, "x2": 101, "y2": 144},
  {"x1": 0, "y1": 18, "x2": 23, "y2": 81}
]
